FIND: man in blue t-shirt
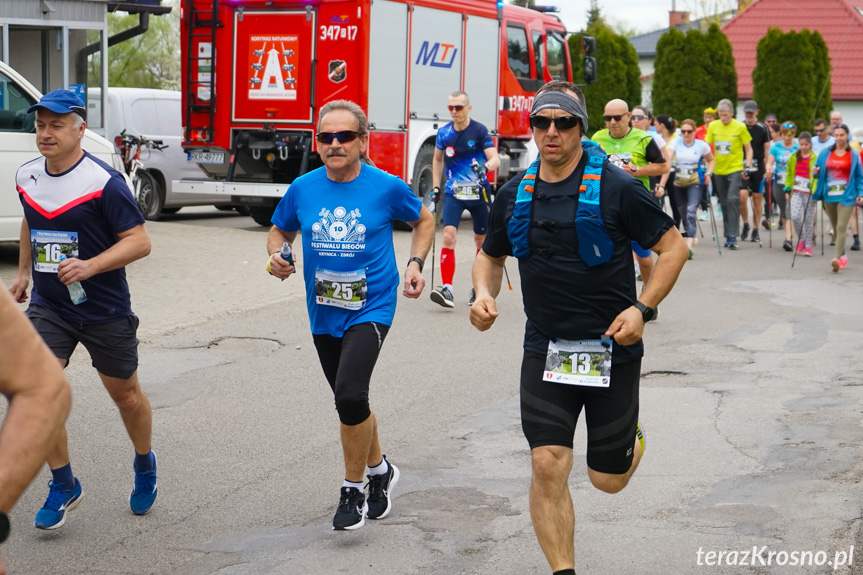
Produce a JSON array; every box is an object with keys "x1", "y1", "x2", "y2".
[
  {"x1": 429, "y1": 91, "x2": 500, "y2": 308},
  {"x1": 9, "y1": 90, "x2": 156, "y2": 530},
  {"x1": 268, "y1": 99, "x2": 434, "y2": 531}
]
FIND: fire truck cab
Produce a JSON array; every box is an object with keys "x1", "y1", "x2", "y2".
[{"x1": 177, "y1": 0, "x2": 571, "y2": 225}]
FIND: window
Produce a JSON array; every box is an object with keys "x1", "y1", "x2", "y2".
[
  {"x1": 506, "y1": 25, "x2": 531, "y2": 79},
  {"x1": 532, "y1": 31, "x2": 545, "y2": 82},
  {"x1": 546, "y1": 30, "x2": 569, "y2": 81},
  {"x1": 0, "y1": 72, "x2": 37, "y2": 133}
]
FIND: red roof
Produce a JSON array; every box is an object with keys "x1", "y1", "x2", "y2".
[{"x1": 722, "y1": 0, "x2": 863, "y2": 100}]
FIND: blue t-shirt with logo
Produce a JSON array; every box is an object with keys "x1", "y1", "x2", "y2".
[
  {"x1": 272, "y1": 164, "x2": 422, "y2": 337},
  {"x1": 769, "y1": 140, "x2": 799, "y2": 180},
  {"x1": 435, "y1": 119, "x2": 494, "y2": 196},
  {"x1": 16, "y1": 152, "x2": 144, "y2": 325}
]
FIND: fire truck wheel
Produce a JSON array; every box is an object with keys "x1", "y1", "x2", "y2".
[
  {"x1": 249, "y1": 206, "x2": 277, "y2": 227},
  {"x1": 136, "y1": 170, "x2": 164, "y2": 221},
  {"x1": 412, "y1": 143, "x2": 435, "y2": 212}
]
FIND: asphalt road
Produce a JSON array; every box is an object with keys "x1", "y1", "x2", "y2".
[{"x1": 1, "y1": 206, "x2": 862, "y2": 575}]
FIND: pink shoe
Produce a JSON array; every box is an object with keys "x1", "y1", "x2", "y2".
[
  {"x1": 795, "y1": 241, "x2": 805, "y2": 253},
  {"x1": 803, "y1": 247, "x2": 813, "y2": 257},
  {"x1": 839, "y1": 255, "x2": 848, "y2": 269}
]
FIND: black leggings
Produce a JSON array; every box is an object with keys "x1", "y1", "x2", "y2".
[{"x1": 313, "y1": 322, "x2": 390, "y2": 426}]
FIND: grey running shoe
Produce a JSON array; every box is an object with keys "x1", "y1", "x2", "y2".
[
  {"x1": 430, "y1": 286, "x2": 455, "y2": 308},
  {"x1": 467, "y1": 288, "x2": 476, "y2": 306},
  {"x1": 333, "y1": 487, "x2": 367, "y2": 531},
  {"x1": 367, "y1": 456, "x2": 400, "y2": 520}
]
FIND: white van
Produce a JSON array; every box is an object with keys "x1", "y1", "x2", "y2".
[
  {"x1": 87, "y1": 88, "x2": 234, "y2": 219},
  {"x1": 0, "y1": 62, "x2": 122, "y2": 243}
]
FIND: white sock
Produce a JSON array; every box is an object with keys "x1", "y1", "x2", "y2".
[
  {"x1": 343, "y1": 479, "x2": 363, "y2": 490},
  {"x1": 368, "y1": 459, "x2": 389, "y2": 476}
]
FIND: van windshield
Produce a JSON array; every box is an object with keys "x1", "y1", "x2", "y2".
[{"x1": 0, "y1": 72, "x2": 37, "y2": 133}]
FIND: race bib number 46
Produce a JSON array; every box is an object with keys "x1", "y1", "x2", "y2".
[
  {"x1": 543, "y1": 338, "x2": 613, "y2": 388},
  {"x1": 30, "y1": 229, "x2": 79, "y2": 273},
  {"x1": 314, "y1": 268, "x2": 367, "y2": 310}
]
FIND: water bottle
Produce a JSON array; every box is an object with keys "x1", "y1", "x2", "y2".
[
  {"x1": 58, "y1": 254, "x2": 87, "y2": 305},
  {"x1": 280, "y1": 242, "x2": 294, "y2": 266}
]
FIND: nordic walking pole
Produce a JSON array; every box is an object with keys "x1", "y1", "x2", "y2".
[
  {"x1": 707, "y1": 181, "x2": 721, "y2": 256},
  {"x1": 430, "y1": 194, "x2": 438, "y2": 288},
  {"x1": 767, "y1": 178, "x2": 774, "y2": 248},
  {"x1": 792, "y1": 188, "x2": 814, "y2": 269}
]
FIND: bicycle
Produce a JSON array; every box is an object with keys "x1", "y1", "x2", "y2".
[{"x1": 115, "y1": 131, "x2": 168, "y2": 220}]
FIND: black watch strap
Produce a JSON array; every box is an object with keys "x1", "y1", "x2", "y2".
[
  {"x1": 634, "y1": 301, "x2": 654, "y2": 322},
  {"x1": 407, "y1": 256, "x2": 424, "y2": 272},
  {"x1": 0, "y1": 511, "x2": 9, "y2": 544}
]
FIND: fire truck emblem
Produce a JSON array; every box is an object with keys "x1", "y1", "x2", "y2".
[
  {"x1": 248, "y1": 36, "x2": 299, "y2": 100},
  {"x1": 312, "y1": 206, "x2": 366, "y2": 243},
  {"x1": 328, "y1": 60, "x2": 347, "y2": 83}
]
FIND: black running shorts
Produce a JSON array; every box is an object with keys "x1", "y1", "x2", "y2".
[
  {"x1": 313, "y1": 322, "x2": 390, "y2": 426},
  {"x1": 520, "y1": 350, "x2": 641, "y2": 475},
  {"x1": 27, "y1": 304, "x2": 140, "y2": 379}
]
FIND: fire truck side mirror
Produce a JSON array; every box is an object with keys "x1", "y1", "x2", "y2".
[
  {"x1": 583, "y1": 57, "x2": 597, "y2": 85},
  {"x1": 580, "y1": 35, "x2": 596, "y2": 56}
]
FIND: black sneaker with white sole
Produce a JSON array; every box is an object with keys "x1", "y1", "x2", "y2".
[
  {"x1": 367, "y1": 457, "x2": 400, "y2": 520},
  {"x1": 430, "y1": 286, "x2": 455, "y2": 308},
  {"x1": 333, "y1": 486, "x2": 367, "y2": 530},
  {"x1": 467, "y1": 288, "x2": 476, "y2": 306}
]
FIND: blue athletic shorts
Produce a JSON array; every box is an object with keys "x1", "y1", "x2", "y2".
[
  {"x1": 631, "y1": 241, "x2": 652, "y2": 258},
  {"x1": 442, "y1": 193, "x2": 490, "y2": 234}
]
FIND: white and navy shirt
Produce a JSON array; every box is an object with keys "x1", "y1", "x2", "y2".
[{"x1": 16, "y1": 152, "x2": 144, "y2": 325}]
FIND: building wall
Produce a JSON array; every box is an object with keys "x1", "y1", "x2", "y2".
[
  {"x1": 0, "y1": 0, "x2": 105, "y2": 25},
  {"x1": 637, "y1": 56, "x2": 655, "y2": 108}
]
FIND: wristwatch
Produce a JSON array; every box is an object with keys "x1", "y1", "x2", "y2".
[
  {"x1": 634, "y1": 301, "x2": 655, "y2": 322},
  {"x1": 407, "y1": 256, "x2": 424, "y2": 272},
  {"x1": 0, "y1": 511, "x2": 9, "y2": 544}
]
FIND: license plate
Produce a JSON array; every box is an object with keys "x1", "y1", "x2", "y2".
[{"x1": 188, "y1": 151, "x2": 225, "y2": 164}]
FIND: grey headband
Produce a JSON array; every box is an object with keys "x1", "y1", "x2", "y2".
[{"x1": 530, "y1": 90, "x2": 589, "y2": 133}]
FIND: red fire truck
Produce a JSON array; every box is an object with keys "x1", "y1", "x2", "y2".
[{"x1": 176, "y1": 0, "x2": 574, "y2": 225}]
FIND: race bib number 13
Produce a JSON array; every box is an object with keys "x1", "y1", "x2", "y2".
[
  {"x1": 543, "y1": 338, "x2": 613, "y2": 388},
  {"x1": 30, "y1": 229, "x2": 79, "y2": 273}
]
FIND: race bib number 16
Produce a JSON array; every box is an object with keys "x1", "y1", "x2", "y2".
[{"x1": 30, "y1": 229, "x2": 79, "y2": 273}]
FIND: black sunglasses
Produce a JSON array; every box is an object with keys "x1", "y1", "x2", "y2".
[
  {"x1": 447, "y1": 105, "x2": 466, "y2": 112},
  {"x1": 315, "y1": 130, "x2": 359, "y2": 144},
  {"x1": 680, "y1": 129, "x2": 694, "y2": 134},
  {"x1": 529, "y1": 115, "x2": 580, "y2": 131},
  {"x1": 603, "y1": 114, "x2": 626, "y2": 122},
  {"x1": 631, "y1": 114, "x2": 647, "y2": 121}
]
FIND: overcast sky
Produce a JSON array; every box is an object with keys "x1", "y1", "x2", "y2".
[{"x1": 551, "y1": 0, "x2": 738, "y2": 36}]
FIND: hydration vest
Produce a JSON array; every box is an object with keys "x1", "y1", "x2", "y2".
[{"x1": 506, "y1": 140, "x2": 615, "y2": 267}]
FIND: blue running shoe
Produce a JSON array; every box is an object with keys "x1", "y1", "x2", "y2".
[
  {"x1": 130, "y1": 452, "x2": 158, "y2": 515},
  {"x1": 35, "y1": 479, "x2": 84, "y2": 530}
]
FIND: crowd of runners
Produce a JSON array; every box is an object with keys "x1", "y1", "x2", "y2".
[
  {"x1": 3, "y1": 81, "x2": 859, "y2": 575},
  {"x1": 599, "y1": 99, "x2": 863, "y2": 272}
]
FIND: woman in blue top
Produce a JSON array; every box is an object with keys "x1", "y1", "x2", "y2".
[{"x1": 812, "y1": 123, "x2": 863, "y2": 272}]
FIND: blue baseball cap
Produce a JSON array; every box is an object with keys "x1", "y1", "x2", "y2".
[{"x1": 27, "y1": 89, "x2": 87, "y2": 120}]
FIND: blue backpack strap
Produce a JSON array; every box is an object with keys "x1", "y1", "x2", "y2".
[
  {"x1": 507, "y1": 141, "x2": 614, "y2": 265},
  {"x1": 575, "y1": 141, "x2": 615, "y2": 266},
  {"x1": 507, "y1": 157, "x2": 540, "y2": 258}
]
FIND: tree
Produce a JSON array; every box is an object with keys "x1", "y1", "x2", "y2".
[
  {"x1": 702, "y1": 23, "x2": 737, "y2": 111},
  {"x1": 570, "y1": 7, "x2": 641, "y2": 138},
  {"x1": 752, "y1": 28, "x2": 827, "y2": 132},
  {"x1": 806, "y1": 30, "x2": 833, "y2": 124},
  {"x1": 651, "y1": 23, "x2": 735, "y2": 122},
  {"x1": 88, "y1": 0, "x2": 181, "y2": 90}
]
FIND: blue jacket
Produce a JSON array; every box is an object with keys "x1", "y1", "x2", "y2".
[{"x1": 812, "y1": 147, "x2": 863, "y2": 206}]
